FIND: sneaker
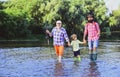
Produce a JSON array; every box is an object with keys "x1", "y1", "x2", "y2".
[
  {"x1": 77, "y1": 57, "x2": 81, "y2": 62},
  {"x1": 74, "y1": 57, "x2": 77, "y2": 61},
  {"x1": 89, "y1": 54, "x2": 94, "y2": 61},
  {"x1": 92, "y1": 54, "x2": 97, "y2": 62}
]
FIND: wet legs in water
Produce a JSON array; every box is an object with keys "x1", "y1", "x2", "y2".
[
  {"x1": 89, "y1": 48, "x2": 97, "y2": 62},
  {"x1": 74, "y1": 55, "x2": 81, "y2": 62}
]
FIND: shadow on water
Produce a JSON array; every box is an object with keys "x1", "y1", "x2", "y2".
[
  {"x1": 54, "y1": 62, "x2": 64, "y2": 77},
  {"x1": 87, "y1": 62, "x2": 100, "y2": 77},
  {"x1": 0, "y1": 42, "x2": 120, "y2": 77}
]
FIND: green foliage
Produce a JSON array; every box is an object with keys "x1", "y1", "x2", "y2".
[
  {"x1": 109, "y1": 16, "x2": 117, "y2": 26},
  {"x1": 0, "y1": 11, "x2": 31, "y2": 39},
  {"x1": 111, "y1": 8, "x2": 120, "y2": 26},
  {"x1": 0, "y1": 0, "x2": 118, "y2": 40}
]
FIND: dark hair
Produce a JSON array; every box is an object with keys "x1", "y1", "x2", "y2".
[{"x1": 87, "y1": 14, "x2": 94, "y2": 18}]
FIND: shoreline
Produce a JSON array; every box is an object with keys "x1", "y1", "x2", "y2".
[{"x1": 0, "y1": 40, "x2": 120, "y2": 42}]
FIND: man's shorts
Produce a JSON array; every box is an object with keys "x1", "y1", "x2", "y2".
[
  {"x1": 88, "y1": 40, "x2": 99, "y2": 50},
  {"x1": 54, "y1": 46, "x2": 64, "y2": 56}
]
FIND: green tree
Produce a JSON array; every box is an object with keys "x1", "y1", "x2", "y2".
[
  {"x1": 0, "y1": 0, "x2": 110, "y2": 39},
  {"x1": 1, "y1": 0, "x2": 33, "y2": 39},
  {"x1": 111, "y1": 7, "x2": 120, "y2": 26},
  {"x1": 40, "y1": 0, "x2": 108, "y2": 38}
]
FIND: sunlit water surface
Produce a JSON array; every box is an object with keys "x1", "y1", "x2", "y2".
[{"x1": 0, "y1": 42, "x2": 120, "y2": 77}]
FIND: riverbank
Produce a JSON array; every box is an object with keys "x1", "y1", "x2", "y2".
[
  {"x1": 0, "y1": 40, "x2": 120, "y2": 48},
  {"x1": 0, "y1": 39, "x2": 120, "y2": 42}
]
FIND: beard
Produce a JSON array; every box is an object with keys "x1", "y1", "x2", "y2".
[{"x1": 88, "y1": 20, "x2": 93, "y2": 23}]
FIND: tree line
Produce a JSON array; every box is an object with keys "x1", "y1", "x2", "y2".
[{"x1": 0, "y1": 0, "x2": 120, "y2": 40}]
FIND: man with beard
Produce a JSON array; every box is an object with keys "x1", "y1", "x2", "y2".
[{"x1": 83, "y1": 14, "x2": 100, "y2": 62}]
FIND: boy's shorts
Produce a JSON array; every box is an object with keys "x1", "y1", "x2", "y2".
[
  {"x1": 88, "y1": 40, "x2": 99, "y2": 50},
  {"x1": 73, "y1": 50, "x2": 80, "y2": 57}
]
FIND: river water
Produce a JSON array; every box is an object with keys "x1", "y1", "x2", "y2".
[{"x1": 0, "y1": 42, "x2": 120, "y2": 77}]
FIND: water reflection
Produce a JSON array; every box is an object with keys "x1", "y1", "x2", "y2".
[
  {"x1": 0, "y1": 49, "x2": 6, "y2": 67},
  {"x1": 87, "y1": 62, "x2": 100, "y2": 77},
  {"x1": 54, "y1": 62, "x2": 64, "y2": 77},
  {"x1": 73, "y1": 61, "x2": 80, "y2": 67}
]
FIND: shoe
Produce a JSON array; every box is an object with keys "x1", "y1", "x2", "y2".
[
  {"x1": 89, "y1": 54, "x2": 93, "y2": 61},
  {"x1": 78, "y1": 57, "x2": 81, "y2": 62},
  {"x1": 74, "y1": 57, "x2": 77, "y2": 62},
  {"x1": 92, "y1": 54, "x2": 97, "y2": 62}
]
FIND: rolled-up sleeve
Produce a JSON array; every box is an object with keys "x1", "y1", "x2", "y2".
[{"x1": 63, "y1": 29, "x2": 69, "y2": 42}]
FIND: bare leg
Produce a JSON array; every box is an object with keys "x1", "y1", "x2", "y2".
[
  {"x1": 93, "y1": 47, "x2": 97, "y2": 54},
  {"x1": 58, "y1": 56, "x2": 62, "y2": 63},
  {"x1": 89, "y1": 49, "x2": 93, "y2": 61},
  {"x1": 93, "y1": 47, "x2": 97, "y2": 61}
]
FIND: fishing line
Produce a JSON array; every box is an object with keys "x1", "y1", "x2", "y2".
[{"x1": 45, "y1": 23, "x2": 53, "y2": 59}]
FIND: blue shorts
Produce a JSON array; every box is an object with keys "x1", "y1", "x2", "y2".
[{"x1": 88, "y1": 40, "x2": 99, "y2": 50}]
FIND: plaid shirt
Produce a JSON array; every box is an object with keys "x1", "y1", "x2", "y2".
[
  {"x1": 51, "y1": 27, "x2": 69, "y2": 46},
  {"x1": 84, "y1": 22, "x2": 100, "y2": 41}
]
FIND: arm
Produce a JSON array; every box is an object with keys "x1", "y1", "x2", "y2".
[
  {"x1": 78, "y1": 40, "x2": 85, "y2": 44},
  {"x1": 63, "y1": 29, "x2": 70, "y2": 45},
  {"x1": 96, "y1": 23, "x2": 100, "y2": 36},
  {"x1": 83, "y1": 24, "x2": 88, "y2": 41},
  {"x1": 46, "y1": 30, "x2": 52, "y2": 37},
  {"x1": 78, "y1": 40, "x2": 86, "y2": 46}
]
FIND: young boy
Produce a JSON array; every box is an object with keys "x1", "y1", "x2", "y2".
[{"x1": 69, "y1": 34, "x2": 86, "y2": 62}]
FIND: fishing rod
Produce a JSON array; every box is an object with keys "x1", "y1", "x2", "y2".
[{"x1": 45, "y1": 23, "x2": 53, "y2": 59}]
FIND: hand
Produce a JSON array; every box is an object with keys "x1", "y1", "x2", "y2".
[
  {"x1": 46, "y1": 30, "x2": 50, "y2": 34},
  {"x1": 67, "y1": 41, "x2": 71, "y2": 46},
  {"x1": 83, "y1": 39, "x2": 86, "y2": 42},
  {"x1": 83, "y1": 39, "x2": 86, "y2": 45},
  {"x1": 97, "y1": 33, "x2": 100, "y2": 36}
]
